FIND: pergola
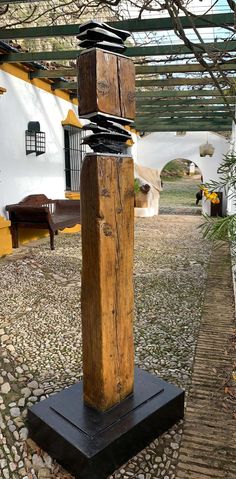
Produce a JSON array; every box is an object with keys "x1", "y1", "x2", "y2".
[
  {"x1": 0, "y1": 6, "x2": 235, "y2": 478},
  {"x1": 0, "y1": 6, "x2": 235, "y2": 132}
]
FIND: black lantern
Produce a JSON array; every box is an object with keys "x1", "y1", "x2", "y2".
[{"x1": 25, "y1": 122, "x2": 46, "y2": 156}]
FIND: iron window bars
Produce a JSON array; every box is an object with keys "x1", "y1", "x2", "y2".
[
  {"x1": 64, "y1": 125, "x2": 86, "y2": 192},
  {"x1": 25, "y1": 121, "x2": 46, "y2": 156}
]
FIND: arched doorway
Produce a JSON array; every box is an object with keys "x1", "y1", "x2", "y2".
[
  {"x1": 137, "y1": 131, "x2": 230, "y2": 215},
  {"x1": 160, "y1": 158, "x2": 203, "y2": 215}
]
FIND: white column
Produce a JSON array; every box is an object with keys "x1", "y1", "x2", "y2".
[{"x1": 227, "y1": 110, "x2": 236, "y2": 215}]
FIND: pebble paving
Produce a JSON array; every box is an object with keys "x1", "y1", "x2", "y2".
[{"x1": 0, "y1": 215, "x2": 212, "y2": 478}]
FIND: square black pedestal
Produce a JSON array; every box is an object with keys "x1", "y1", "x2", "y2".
[{"x1": 28, "y1": 368, "x2": 184, "y2": 479}]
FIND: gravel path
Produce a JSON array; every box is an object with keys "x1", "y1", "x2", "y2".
[{"x1": 0, "y1": 215, "x2": 212, "y2": 479}]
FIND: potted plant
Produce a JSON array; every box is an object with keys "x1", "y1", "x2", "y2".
[{"x1": 134, "y1": 178, "x2": 150, "y2": 208}]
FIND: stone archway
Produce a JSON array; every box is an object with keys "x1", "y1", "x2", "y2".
[
  {"x1": 160, "y1": 157, "x2": 203, "y2": 178},
  {"x1": 137, "y1": 131, "x2": 229, "y2": 182},
  {"x1": 137, "y1": 131, "x2": 230, "y2": 214},
  {"x1": 160, "y1": 158, "x2": 203, "y2": 214}
]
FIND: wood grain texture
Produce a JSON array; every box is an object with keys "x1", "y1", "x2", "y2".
[
  {"x1": 118, "y1": 56, "x2": 136, "y2": 119},
  {"x1": 77, "y1": 49, "x2": 97, "y2": 115},
  {"x1": 96, "y1": 50, "x2": 121, "y2": 117},
  {"x1": 78, "y1": 49, "x2": 135, "y2": 120},
  {"x1": 81, "y1": 154, "x2": 134, "y2": 411}
]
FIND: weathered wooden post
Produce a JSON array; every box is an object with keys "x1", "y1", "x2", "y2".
[
  {"x1": 28, "y1": 21, "x2": 184, "y2": 479},
  {"x1": 78, "y1": 45, "x2": 135, "y2": 412},
  {"x1": 80, "y1": 150, "x2": 135, "y2": 411}
]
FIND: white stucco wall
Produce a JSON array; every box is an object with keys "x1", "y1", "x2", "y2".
[
  {"x1": 137, "y1": 131, "x2": 229, "y2": 182},
  {"x1": 129, "y1": 131, "x2": 138, "y2": 161},
  {"x1": 0, "y1": 69, "x2": 86, "y2": 218},
  {"x1": 137, "y1": 131, "x2": 230, "y2": 215},
  {"x1": 227, "y1": 118, "x2": 236, "y2": 215}
]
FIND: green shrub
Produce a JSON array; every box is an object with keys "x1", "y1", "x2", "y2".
[
  {"x1": 162, "y1": 160, "x2": 188, "y2": 178},
  {"x1": 134, "y1": 178, "x2": 141, "y2": 193}
]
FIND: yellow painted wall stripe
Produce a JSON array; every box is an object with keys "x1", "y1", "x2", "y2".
[
  {"x1": 62, "y1": 109, "x2": 83, "y2": 128},
  {"x1": 65, "y1": 191, "x2": 80, "y2": 200},
  {"x1": 0, "y1": 216, "x2": 12, "y2": 256},
  {"x1": 0, "y1": 62, "x2": 78, "y2": 105}
]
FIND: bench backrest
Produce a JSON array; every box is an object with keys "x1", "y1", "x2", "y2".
[
  {"x1": 6, "y1": 195, "x2": 80, "y2": 227},
  {"x1": 19, "y1": 194, "x2": 55, "y2": 213},
  {"x1": 19, "y1": 194, "x2": 50, "y2": 205}
]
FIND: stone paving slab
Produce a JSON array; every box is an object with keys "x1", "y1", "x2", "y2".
[
  {"x1": 175, "y1": 244, "x2": 236, "y2": 479},
  {"x1": 159, "y1": 207, "x2": 201, "y2": 216}
]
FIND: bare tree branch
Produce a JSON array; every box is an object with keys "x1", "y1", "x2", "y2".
[
  {"x1": 227, "y1": 0, "x2": 236, "y2": 13},
  {"x1": 0, "y1": 5, "x2": 8, "y2": 16},
  {"x1": 164, "y1": 0, "x2": 236, "y2": 123}
]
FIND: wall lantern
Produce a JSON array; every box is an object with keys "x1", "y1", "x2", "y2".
[
  {"x1": 25, "y1": 121, "x2": 46, "y2": 156},
  {"x1": 199, "y1": 141, "x2": 215, "y2": 157}
]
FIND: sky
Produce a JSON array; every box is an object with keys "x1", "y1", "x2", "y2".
[{"x1": 129, "y1": 0, "x2": 233, "y2": 49}]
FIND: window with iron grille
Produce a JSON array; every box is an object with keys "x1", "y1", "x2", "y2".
[{"x1": 64, "y1": 125, "x2": 86, "y2": 191}]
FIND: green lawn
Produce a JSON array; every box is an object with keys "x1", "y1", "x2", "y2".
[{"x1": 160, "y1": 176, "x2": 201, "y2": 208}]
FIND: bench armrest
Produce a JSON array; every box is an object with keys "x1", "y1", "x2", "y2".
[
  {"x1": 6, "y1": 205, "x2": 51, "y2": 225},
  {"x1": 6, "y1": 204, "x2": 23, "y2": 212}
]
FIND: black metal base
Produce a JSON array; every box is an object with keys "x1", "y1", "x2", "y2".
[{"x1": 28, "y1": 368, "x2": 184, "y2": 479}]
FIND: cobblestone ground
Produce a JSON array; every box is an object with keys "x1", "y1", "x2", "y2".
[{"x1": 0, "y1": 215, "x2": 212, "y2": 479}]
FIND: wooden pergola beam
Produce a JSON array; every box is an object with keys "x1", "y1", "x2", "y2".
[
  {"x1": 50, "y1": 84, "x2": 235, "y2": 100},
  {"x1": 52, "y1": 81, "x2": 76, "y2": 91},
  {"x1": 135, "y1": 118, "x2": 232, "y2": 127},
  {"x1": 136, "y1": 115, "x2": 232, "y2": 124},
  {"x1": 30, "y1": 68, "x2": 78, "y2": 79},
  {"x1": 29, "y1": 62, "x2": 236, "y2": 80},
  {"x1": 135, "y1": 118, "x2": 231, "y2": 126},
  {"x1": 136, "y1": 77, "x2": 233, "y2": 87},
  {"x1": 135, "y1": 124, "x2": 231, "y2": 132},
  {"x1": 136, "y1": 112, "x2": 231, "y2": 119},
  {"x1": 135, "y1": 63, "x2": 236, "y2": 75},
  {"x1": 0, "y1": 13, "x2": 233, "y2": 40},
  {"x1": 137, "y1": 112, "x2": 233, "y2": 119},
  {"x1": 137, "y1": 105, "x2": 234, "y2": 112},
  {"x1": 137, "y1": 112, "x2": 233, "y2": 120},
  {"x1": 136, "y1": 89, "x2": 234, "y2": 98},
  {"x1": 1, "y1": 40, "x2": 235, "y2": 63},
  {"x1": 127, "y1": 41, "x2": 236, "y2": 58},
  {"x1": 136, "y1": 98, "x2": 235, "y2": 107},
  {"x1": 52, "y1": 76, "x2": 234, "y2": 91}
]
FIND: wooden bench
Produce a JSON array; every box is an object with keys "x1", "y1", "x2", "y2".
[{"x1": 6, "y1": 194, "x2": 80, "y2": 250}]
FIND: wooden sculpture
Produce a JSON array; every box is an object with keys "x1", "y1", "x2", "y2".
[{"x1": 77, "y1": 21, "x2": 136, "y2": 411}]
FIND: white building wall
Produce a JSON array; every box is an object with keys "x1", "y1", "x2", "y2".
[
  {"x1": 0, "y1": 69, "x2": 84, "y2": 218},
  {"x1": 137, "y1": 131, "x2": 230, "y2": 214},
  {"x1": 137, "y1": 131, "x2": 229, "y2": 182},
  {"x1": 227, "y1": 118, "x2": 236, "y2": 215}
]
